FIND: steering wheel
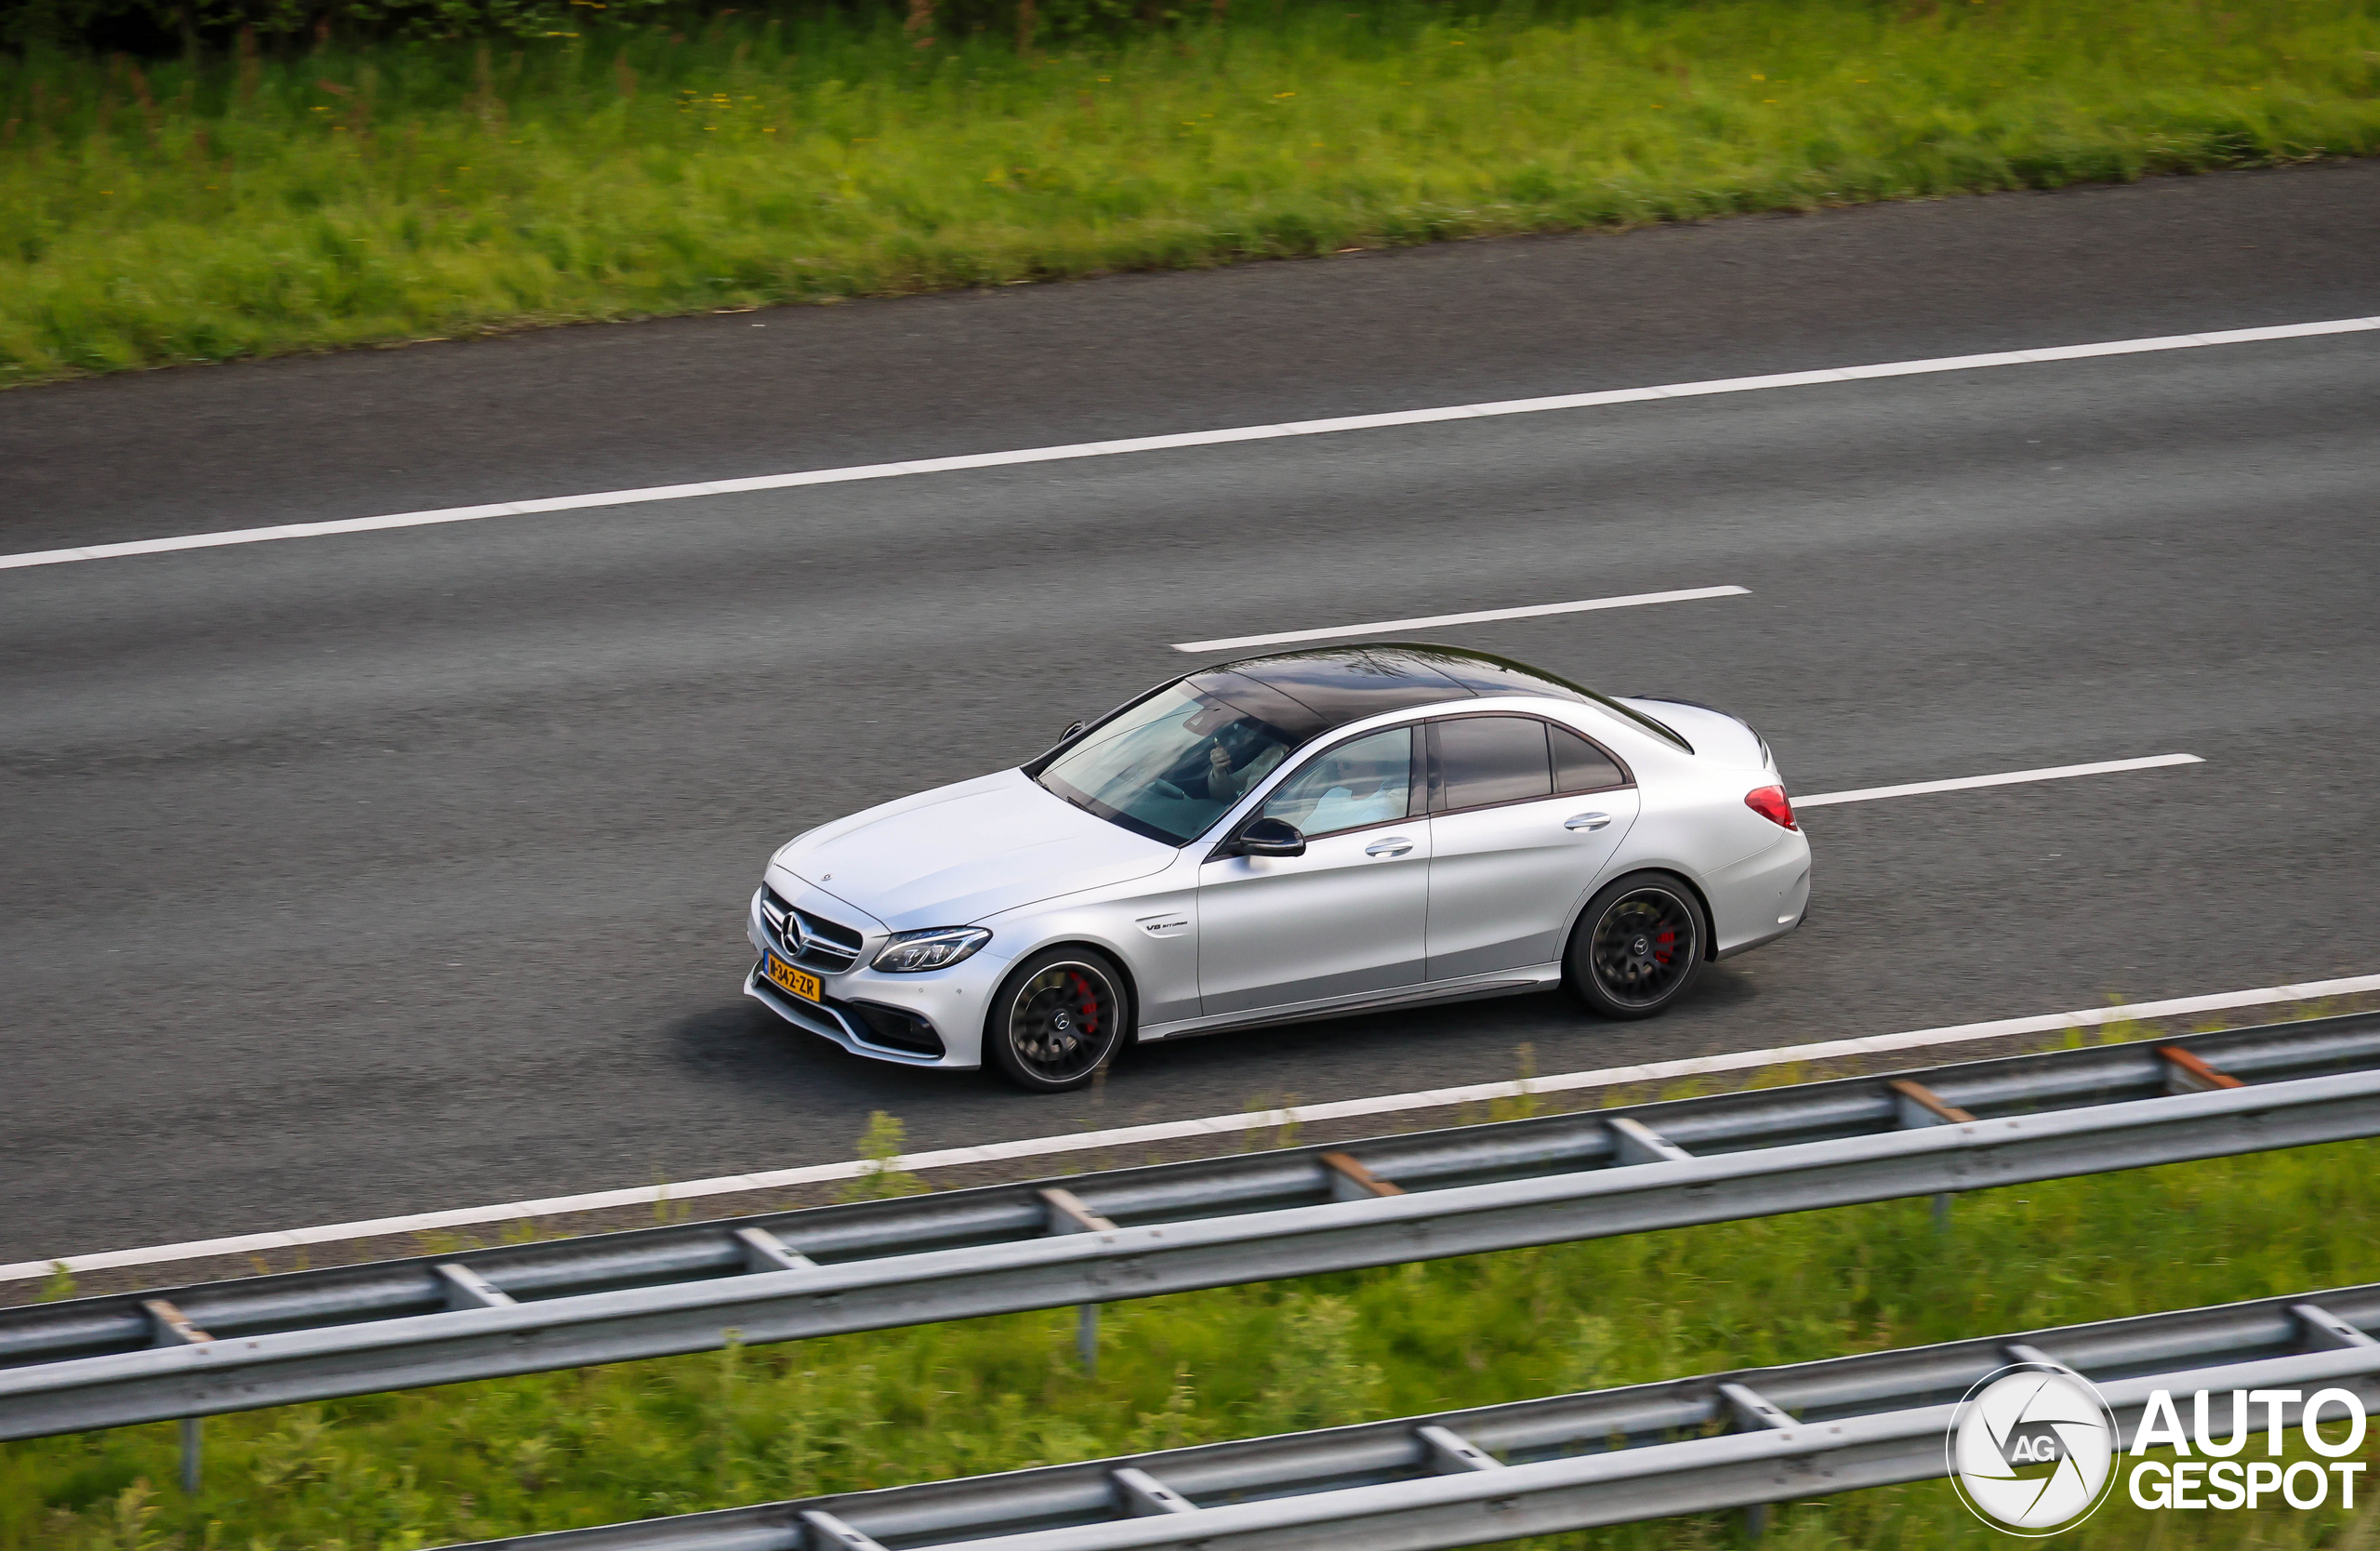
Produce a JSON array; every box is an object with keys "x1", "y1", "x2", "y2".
[{"x1": 1148, "y1": 776, "x2": 1188, "y2": 801}]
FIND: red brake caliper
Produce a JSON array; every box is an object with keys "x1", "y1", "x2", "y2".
[
  {"x1": 1652, "y1": 930, "x2": 1675, "y2": 966},
  {"x1": 1069, "y1": 972, "x2": 1100, "y2": 1035}
]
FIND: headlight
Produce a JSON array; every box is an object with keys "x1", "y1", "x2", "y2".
[{"x1": 871, "y1": 926, "x2": 992, "y2": 973}]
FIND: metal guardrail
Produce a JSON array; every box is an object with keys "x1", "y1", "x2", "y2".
[
  {"x1": 445, "y1": 1281, "x2": 2380, "y2": 1551},
  {"x1": 3, "y1": 1013, "x2": 2376, "y2": 1441}
]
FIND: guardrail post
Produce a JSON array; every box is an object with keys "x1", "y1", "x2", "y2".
[
  {"x1": 1415, "y1": 1423, "x2": 1502, "y2": 1473},
  {"x1": 142, "y1": 1299, "x2": 210, "y2": 1494},
  {"x1": 434, "y1": 1263, "x2": 517, "y2": 1310},
  {"x1": 1890, "y1": 1080, "x2": 1975, "y2": 1229},
  {"x1": 799, "y1": 1508, "x2": 888, "y2": 1551},
  {"x1": 734, "y1": 1226, "x2": 818, "y2": 1273},
  {"x1": 1111, "y1": 1465, "x2": 1198, "y2": 1515},
  {"x1": 178, "y1": 1416, "x2": 201, "y2": 1496},
  {"x1": 1717, "y1": 1380, "x2": 1794, "y2": 1541},
  {"x1": 2159, "y1": 1046, "x2": 2242, "y2": 1094},
  {"x1": 1042, "y1": 1188, "x2": 1118, "y2": 1378},
  {"x1": 2290, "y1": 1304, "x2": 2380, "y2": 1351},
  {"x1": 1607, "y1": 1117, "x2": 1693, "y2": 1166},
  {"x1": 2002, "y1": 1341, "x2": 2064, "y2": 1371},
  {"x1": 1320, "y1": 1151, "x2": 1404, "y2": 1200}
]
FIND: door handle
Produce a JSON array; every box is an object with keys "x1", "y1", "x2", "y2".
[
  {"x1": 1364, "y1": 837, "x2": 1414, "y2": 857},
  {"x1": 1564, "y1": 813, "x2": 1611, "y2": 831}
]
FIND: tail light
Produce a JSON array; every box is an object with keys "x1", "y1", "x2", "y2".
[{"x1": 1745, "y1": 786, "x2": 1797, "y2": 830}]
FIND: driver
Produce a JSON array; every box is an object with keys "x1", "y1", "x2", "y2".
[{"x1": 1207, "y1": 740, "x2": 1288, "y2": 803}]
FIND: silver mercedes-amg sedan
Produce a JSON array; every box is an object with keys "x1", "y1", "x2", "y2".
[{"x1": 747, "y1": 644, "x2": 1810, "y2": 1091}]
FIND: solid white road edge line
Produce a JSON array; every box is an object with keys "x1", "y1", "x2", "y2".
[
  {"x1": 7, "y1": 969, "x2": 2374, "y2": 1285},
  {"x1": 7, "y1": 316, "x2": 2376, "y2": 573},
  {"x1": 1171, "y1": 586, "x2": 1752, "y2": 652},
  {"x1": 1797, "y1": 753, "x2": 2205, "y2": 808}
]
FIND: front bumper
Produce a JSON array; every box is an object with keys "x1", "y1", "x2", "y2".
[
  {"x1": 745, "y1": 963, "x2": 953, "y2": 1065},
  {"x1": 744, "y1": 891, "x2": 1000, "y2": 1067}
]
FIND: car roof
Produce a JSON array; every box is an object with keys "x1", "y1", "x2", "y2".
[{"x1": 1183, "y1": 643, "x2": 1598, "y2": 741}]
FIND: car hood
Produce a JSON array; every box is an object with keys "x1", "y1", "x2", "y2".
[{"x1": 774, "y1": 769, "x2": 1179, "y2": 932}]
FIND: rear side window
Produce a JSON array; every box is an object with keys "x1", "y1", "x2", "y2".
[
  {"x1": 1432, "y1": 717, "x2": 1553, "y2": 811},
  {"x1": 1552, "y1": 725, "x2": 1627, "y2": 792}
]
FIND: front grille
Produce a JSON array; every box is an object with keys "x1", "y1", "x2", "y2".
[{"x1": 759, "y1": 886, "x2": 865, "y2": 973}]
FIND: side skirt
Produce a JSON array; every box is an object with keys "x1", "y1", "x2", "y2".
[{"x1": 1140, "y1": 965, "x2": 1561, "y2": 1042}]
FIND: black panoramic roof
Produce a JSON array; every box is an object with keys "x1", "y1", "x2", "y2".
[{"x1": 1183, "y1": 643, "x2": 1595, "y2": 740}]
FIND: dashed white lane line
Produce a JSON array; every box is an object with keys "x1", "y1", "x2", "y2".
[
  {"x1": 1797, "y1": 753, "x2": 2204, "y2": 808},
  {"x1": 7, "y1": 970, "x2": 2373, "y2": 1287},
  {"x1": 6, "y1": 316, "x2": 2374, "y2": 574},
  {"x1": 1171, "y1": 585, "x2": 1751, "y2": 653}
]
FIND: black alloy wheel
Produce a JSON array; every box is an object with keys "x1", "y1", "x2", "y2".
[
  {"x1": 1567, "y1": 873, "x2": 1707, "y2": 1020},
  {"x1": 986, "y1": 948, "x2": 1130, "y2": 1092}
]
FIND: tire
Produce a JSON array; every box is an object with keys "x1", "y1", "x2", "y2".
[
  {"x1": 985, "y1": 948, "x2": 1132, "y2": 1093},
  {"x1": 1565, "y1": 872, "x2": 1709, "y2": 1020}
]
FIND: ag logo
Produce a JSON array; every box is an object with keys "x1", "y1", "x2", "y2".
[{"x1": 1948, "y1": 1362, "x2": 2120, "y2": 1534}]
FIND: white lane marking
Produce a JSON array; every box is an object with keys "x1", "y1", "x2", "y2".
[
  {"x1": 1171, "y1": 585, "x2": 1751, "y2": 653},
  {"x1": 7, "y1": 316, "x2": 2375, "y2": 574},
  {"x1": 1797, "y1": 753, "x2": 2204, "y2": 808},
  {"x1": 7, "y1": 970, "x2": 2373, "y2": 1286}
]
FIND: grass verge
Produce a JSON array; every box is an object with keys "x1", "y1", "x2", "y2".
[
  {"x1": 3, "y1": 0, "x2": 2379, "y2": 386},
  {"x1": 4, "y1": 1131, "x2": 2375, "y2": 1547}
]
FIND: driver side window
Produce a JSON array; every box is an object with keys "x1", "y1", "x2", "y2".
[{"x1": 1260, "y1": 726, "x2": 1415, "y2": 837}]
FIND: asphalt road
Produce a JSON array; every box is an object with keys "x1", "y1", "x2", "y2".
[{"x1": 4, "y1": 165, "x2": 2377, "y2": 1266}]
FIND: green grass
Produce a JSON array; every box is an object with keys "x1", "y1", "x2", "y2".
[
  {"x1": 6, "y1": 1133, "x2": 2376, "y2": 1548},
  {"x1": 3, "y1": 0, "x2": 2378, "y2": 386}
]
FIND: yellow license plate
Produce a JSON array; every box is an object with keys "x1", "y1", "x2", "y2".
[{"x1": 763, "y1": 955, "x2": 822, "y2": 1003}]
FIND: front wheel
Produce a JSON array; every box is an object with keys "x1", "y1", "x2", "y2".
[
  {"x1": 1566, "y1": 872, "x2": 1708, "y2": 1020},
  {"x1": 985, "y1": 948, "x2": 1132, "y2": 1092}
]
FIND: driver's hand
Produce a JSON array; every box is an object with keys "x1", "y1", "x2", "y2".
[{"x1": 1209, "y1": 746, "x2": 1233, "y2": 775}]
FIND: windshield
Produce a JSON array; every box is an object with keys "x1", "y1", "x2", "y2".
[{"x1": 1037, "y1": 684, "x2": 1299, "y2": 845}]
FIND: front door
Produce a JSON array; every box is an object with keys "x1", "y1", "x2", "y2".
[
  {"x1": 1197, "y1": 725, "x2": 1430, "y2": 1015},
  {"x1": 1423, "y1": 714, "x2": 1641, "y2": 981}
]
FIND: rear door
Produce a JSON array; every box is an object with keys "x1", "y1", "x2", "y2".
[
  {"x1": 1197, "y1": 724, "x2": 1431, "y2": 1015},
  {"x1": 1423, "y1": 714, "x2": 1640, "y2": 981}
]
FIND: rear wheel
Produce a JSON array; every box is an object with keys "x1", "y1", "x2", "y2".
[
  {"x1": 1566, "y1": 872, "x2": 1708, "y2": 1019},
  {"x1": 985, "y1": 948, "x2": 1131, "y2": 1092}
]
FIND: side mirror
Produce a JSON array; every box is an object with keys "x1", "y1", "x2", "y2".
[{"x1": 1237, "y1": 816, "x2": 1306, "y2": 858}]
